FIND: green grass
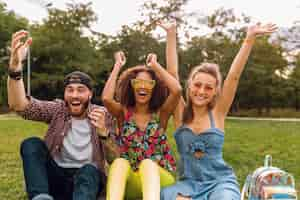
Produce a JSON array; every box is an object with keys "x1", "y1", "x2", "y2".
[
  {"x1": 231, "y1": 108, "x2": 300, "y2": 118},
  {"x1": 1, "y1": 117, "x2": 300, "y2": 199}
]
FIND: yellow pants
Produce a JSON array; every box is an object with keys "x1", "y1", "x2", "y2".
[{"x1": 106, "y1": 158, "x2": 175, "y2": 200}]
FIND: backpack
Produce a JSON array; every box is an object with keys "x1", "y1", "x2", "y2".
[{"x1": 241, "y1": 155, "x2": 297, "y2": 200}]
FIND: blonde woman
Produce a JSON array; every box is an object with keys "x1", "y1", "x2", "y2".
[{"x1": 159, "y1": 22, "x2": 277, "y2": 200}]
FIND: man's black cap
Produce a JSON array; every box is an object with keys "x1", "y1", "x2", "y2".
[{"x1": 63, "y1": 71, "x2": 93, "y2": 90}]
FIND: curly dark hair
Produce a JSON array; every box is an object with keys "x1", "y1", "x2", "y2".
[{"x1": 116, "y1": 65, "x2": 169, "y2": 112}]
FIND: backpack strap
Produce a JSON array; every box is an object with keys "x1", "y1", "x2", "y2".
[{"x1": 264, "y1": 155, "x2": 272, "y2": 167}]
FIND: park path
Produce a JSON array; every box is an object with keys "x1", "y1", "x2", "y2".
[
  {"x1": 0, "y1": 113, "x2": 20, "y2": 120},
  {"x1": 227, "y1": 116, "x2": 300, "y2": 122}
]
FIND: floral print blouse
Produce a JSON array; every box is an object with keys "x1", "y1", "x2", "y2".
[{"x1": 116, "y1": 109, "x2": 176, "y2": 172}]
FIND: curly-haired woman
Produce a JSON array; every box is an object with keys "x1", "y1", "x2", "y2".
[{"x1": 102, "y1": 51, "x2": 182, "y2": 200}]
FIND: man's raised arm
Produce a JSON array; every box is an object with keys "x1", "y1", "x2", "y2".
[{"x1": 7, "y1": 30, "x2": 32, "y2": 111}]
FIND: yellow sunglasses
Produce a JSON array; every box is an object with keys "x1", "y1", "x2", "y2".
[{"x1": 130, "y1": 79, "x2": 156, "y2": 90}]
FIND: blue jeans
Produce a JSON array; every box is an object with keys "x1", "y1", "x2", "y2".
[{"x1": 20, "y1": 137, "x2": 105, "y2": 200}]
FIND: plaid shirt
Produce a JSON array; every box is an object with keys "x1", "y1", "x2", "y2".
[{"x1": 18, "y1": 97, "x2": 115, "y2": 174}]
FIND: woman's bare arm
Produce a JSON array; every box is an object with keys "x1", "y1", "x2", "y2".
[
  {"x1": 157, "y1": 21, "x2": 185, "y2": 129},
  {"x1": 101, "y1": 51, "x2": 126, "y2": 120},
  {"x1": 146, "y1": 53, "x2": 182, "y2": 130},
  {"x1": 215, "y1": 23, "x2": 277, "y2": 118}
]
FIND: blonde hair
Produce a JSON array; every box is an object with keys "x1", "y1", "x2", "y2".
[{"x1": 183, "y1": 63, "x2": 222, "y2": 124}]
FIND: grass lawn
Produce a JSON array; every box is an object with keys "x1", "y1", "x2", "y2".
[{"x1": 0, "y1": 116, "x2": 300, "y2": 199}]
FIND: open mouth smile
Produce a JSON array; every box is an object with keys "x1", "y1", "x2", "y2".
[{"x1": 137, "y1": 90, "x2": 148, "y2": 97}]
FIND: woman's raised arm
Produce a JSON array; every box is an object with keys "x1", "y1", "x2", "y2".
[
  {"x1": 101, "y1": 51, "x2": 126, "y2": 120},
  {"x1": 216, "y1": 23, "x2": 277, "y2": 117}
]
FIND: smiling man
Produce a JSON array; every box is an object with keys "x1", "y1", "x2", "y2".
[{"x1": 7, "y1": 30, "x2": 114, "y2": 200}]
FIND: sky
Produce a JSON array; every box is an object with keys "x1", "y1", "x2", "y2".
[{"x1": 2, "y1": 0, "x2": 300, "y2": 35}]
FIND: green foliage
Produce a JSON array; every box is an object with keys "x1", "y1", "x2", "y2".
[
  {"x1": 136, "y1": 0, "x2": 192, "y2": 31},
  {"x1": 28, "y1": 2, "x2": 101, "y2": 100},
  {"x1": 0, "y1": 2, "x2": 28, "y2": 108},
  {"x1": 237, "y1": 37, "x2": 288, "y2": 113},
  {"x1": 0, "y1": 1, "x2": 299, "y2": 114},
  {"x1": 289, "y1": 54, "x2": 300, "y2": 110}
]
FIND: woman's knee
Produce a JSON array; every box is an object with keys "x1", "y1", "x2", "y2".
[
  {"x1": 108, "y1": 158, "x2": 131, "y2": 179},
  {"x1": 139, "y1": 159, "x2": 157, "y2": 169},
  {"x1": 110, "y1": 158, "x2": 130, "y2": 169}
]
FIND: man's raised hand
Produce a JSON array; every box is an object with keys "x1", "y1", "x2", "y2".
[{"x1": 9, "y1": 30, "x2": 32, "y2": 71}]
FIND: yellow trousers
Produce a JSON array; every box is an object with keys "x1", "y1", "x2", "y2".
[{"x1": 106, "y1": 158, "x2": 175, "y2": 200}]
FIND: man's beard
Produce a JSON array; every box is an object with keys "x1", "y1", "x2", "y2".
[{"x1": 65, "y1": 99, "x2": 90, "y2": 118}]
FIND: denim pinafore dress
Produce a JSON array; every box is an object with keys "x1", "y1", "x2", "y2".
[{"x1": 161, "y1": 111, "x2": 241, "y2": 200}]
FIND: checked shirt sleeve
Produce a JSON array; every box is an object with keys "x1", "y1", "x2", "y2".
[{"x1": 17, "y1": 96, "x2": 61, "y2": 124}]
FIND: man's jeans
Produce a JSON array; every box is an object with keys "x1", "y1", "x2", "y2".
[{"x1": 20, "y1": 137, "x2": 105, "y2": 200}]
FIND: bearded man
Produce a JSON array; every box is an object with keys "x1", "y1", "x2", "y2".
[{"x1": 7, "y1": 30, "x2": 114, "y2": 200}]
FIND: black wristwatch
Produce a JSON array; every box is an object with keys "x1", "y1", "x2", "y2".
[{"x1": 8, "y1": 69, "x2": 23, "y2": 80}]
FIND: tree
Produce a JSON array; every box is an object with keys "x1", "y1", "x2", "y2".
[
  {"x1": 93, "y1": 25, "x2": 165, "y2": 99},
  {"x1": 238, "y1": 37, "x2": 288, "y2": 114},
  {"x1": 28, "y1": 2, "x2": 101, "y2": 100},
  {"x1": 290, "y1": 53, "x2": 300, "y2": 110},
  {"x1": 136, "y1": 0, "x2": 195, "y2": 33},
  {"x1": 181, "y1": 7, "x2": 289, "y2": 114},
  {"x1": 0, "y1": 2, "x2": 28, "y2": 110}
]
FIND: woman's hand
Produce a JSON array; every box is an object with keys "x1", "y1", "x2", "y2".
[
  {"x1": 246, "y1": 23, "x2": 277, "y2": 39},
  {"x1": 157, "y1": 20, "x2": 177, "y2": 33},
  {"x1": 146, "y1": 53, "x2": 158, "y2": 68},
  {"x1": 114, "y1": 51, "x2": 126, "y2": 69}
]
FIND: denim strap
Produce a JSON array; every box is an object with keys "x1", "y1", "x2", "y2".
[{"x1": 208, "y1": 110, "x2": 215, "y2": 128}]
